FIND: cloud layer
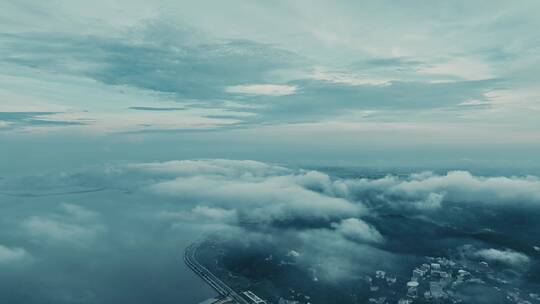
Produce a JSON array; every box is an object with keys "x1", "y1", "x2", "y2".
[
  {"x1": 1, "y1": 1, "x2": 539, "y2": 143},
  {"x1": 475, "y1": 248, "x2": 530, "y2": 267},
  {"x1": 0, "y1": 244, "x2": 30, "y2": 264},
  {"x1": 344, "y1": 170, "x2": 540, "y2": 210},
  {"x1": 136, "y1": 160, "x2": 366, "y2": 228},
  {"x1": 1, "y1": 159, "x2": 540, "y2": 302}
]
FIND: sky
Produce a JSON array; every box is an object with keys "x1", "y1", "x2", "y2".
[{"x1": 1, "y1": 0, "x2": 540, "y2": 172}]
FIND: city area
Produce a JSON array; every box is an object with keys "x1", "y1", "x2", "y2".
[{"x1": 187, "y1": 239, "x2": 539, "y2": 304}]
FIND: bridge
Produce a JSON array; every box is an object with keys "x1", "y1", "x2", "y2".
[{"x1": 184, "y1": 242, "x2": 253, "y2": 304}]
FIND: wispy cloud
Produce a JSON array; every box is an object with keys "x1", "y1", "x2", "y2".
[
  {"x1": 0, "y1": 1, "x2": 539, "y2": 166},
  {"x1": 128, "y1": 106, "x2": 185, "y2": 111},
  {"x1": 226, "y1": 84, "x2": 297, "y2": 96},
  {"x1": 475, "y1": 248, "x2": 530, "y2": 267},
  {"x1": 0, "y1": 244, "x2": 31, "y2": 264}
]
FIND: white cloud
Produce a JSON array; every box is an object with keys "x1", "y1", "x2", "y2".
[
  {"x1": 16, "y1": 108, "x2": 242, "y2": 134},
  {"x1": 130, "y1": 159, "x2": 382, "y2": 278},
  {"x1": 310, "y1": 68, "x2": 391, "y2": 86},
  {"x1": 129, "y1": 159, "x2": 290, "y2": 178},
  {"x1": 131, "y1": 159, "x2": 365, "y2": 226},
  {"x1": 22, "y1": 216, "x2": 102, "y2": 243},
  {"x1": 61, "y1": 203, "x2": 98, "y2": 220},
  {"x1": 475, "y1": 248, "x2": 530, "y2": 267},
  {"x1": 0, "y1": 121, "x2": 11, "y2": 128},
  {"x1": 393, "y1": 171, "x2": 540, "y2": 205},
  {"x1": 21, "y1": 204, "x2": 104, "y2": 244},
  {"x1": 225, "y1": 84, "x2": 297, "y2": 96},
  {"x1": 0, "y1": 66, "x2": 248, "y2": 134},
  {"x1": 458, "y1": 99, "x2": 490, "y2": 106},
  {"x1": 417, "y1": 57, "x2": 493, "y2": 81},
  {"x1": 332, "y1": 218, "x2": 384, "y2": 243},
  {"x1": 124, "y1": 159, "x2": 387, "y2": 282},
  {"x1": 152, "y1": 174, "x2": 361, "y2": 224},
  {"x1": 191, "y1": 206, "x2": 237, "y2": 222},
  {"x1": 156, "y1": 206, "x2": 237, "y2": 226},
  {"x1": 346, "y1": 170, "x2": 540, "y2": 209},
  {"x1": 296, "y1": 228, "x2": 394, "y2": 281},
  {"x1": 0, "y1": 244, "x2": 30, "y2": 264}
]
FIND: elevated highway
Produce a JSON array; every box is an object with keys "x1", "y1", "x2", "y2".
[{"x1": 184, "y1": 242, "x2": 250, "y2": 304}]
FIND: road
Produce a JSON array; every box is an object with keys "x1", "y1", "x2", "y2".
[{"x1": 184, "y1": 242, "x2": 250, "y2": 304}]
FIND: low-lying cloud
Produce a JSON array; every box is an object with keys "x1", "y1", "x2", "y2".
[
  {"x1": 332, "y1": 218, "x2": 384, "y2": 244},
  {"x1": 1, "y1": 159, "x2": 539, "y2": 302},
  {"x1": 344, "y1": 170, "x2": 540, "y2": 210},
  {"x1": 138, "y1": 160, "x2": 364, "y2": 226},
  {"x1": 475, "y1": 248, "x2": 530, "y2": 267},
  {"x1": 0, "y1": 244, "x2": 30, "y2": 264},
  {"x1": 21, "y1": 203, "x2": 104, "y2": 245}
]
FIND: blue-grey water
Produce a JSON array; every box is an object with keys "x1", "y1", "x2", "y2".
[{"x1": 0, "y1": 185, "x2": 216, "y2": 304}]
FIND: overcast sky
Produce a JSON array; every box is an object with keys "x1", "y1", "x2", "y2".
[{"x1": 1, "y1": 0, "x2": 540, "y2": 171}]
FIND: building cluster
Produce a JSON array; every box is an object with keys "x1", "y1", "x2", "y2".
[
  {"x1": 506, "y1": 290, "x2": 540, "y2": 304},
  {"x1": 394, "y1": 256, "x2": 539, "y2": 304},
  {"x1": 366, "y1": 270, "x2": 398, "y2": 303},
  {"x1": 277, "y1": 288, "x2": 312, "y2": 304},
  {"x1": 365, "y1": 255, "x2": 540, "y2": 304},
  {"x1": 278, "y1": 298, "x2": 299, "y2": 304},
  {"x1": 397, "y1": 257, "x2": 465, "y2": 303},
  {"x1": 367, "y1": 270, "x2": 398, "y2": 291}
]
